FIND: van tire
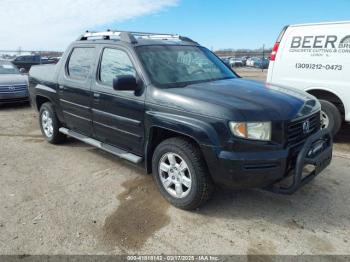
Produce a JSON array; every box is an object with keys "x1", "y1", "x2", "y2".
[
  {"x1": 320, "y1": 100, "x2": 341, "y2": 137},
  {"x1": 152, "y1": 137, "x2": 214, "y2": 210}
]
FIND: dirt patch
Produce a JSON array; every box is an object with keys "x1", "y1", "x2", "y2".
[
  {"x1": 103, "y1": 175, "x2": 170, "y2": 250},
  {"x1": 286, "y1": 219, "x2": 305, "y2": 230},
  {"x1": 0, "y1": 134, "x2": 42, "y2": 138},
  {"x1": 247, "y1": 239, "x2": 277, "y2": 262},
  {"x1": 306, "y1": 235, "x2": 335, "y2": 253},
  {"x1": 23, "y1": 138, "x2": 44, "y2": 143}
]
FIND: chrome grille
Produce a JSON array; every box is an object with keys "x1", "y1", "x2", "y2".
[
  {"x1": 287, "y1": 112, "x2": 321, "y2": 147},
  {"x1": 0, "y1": 84, "x2": 28, "y2": 93}
]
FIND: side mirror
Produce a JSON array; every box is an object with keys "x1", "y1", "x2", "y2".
[
  {"x1": 113, "y1": 75, "x2": 138, "y2": 91},
  {"x1": 19, "y1": 68, "x2": 26, "y2": 74}
]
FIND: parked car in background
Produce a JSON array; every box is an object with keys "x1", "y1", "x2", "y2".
[
  {"x1": 29, "y1": 30, "x2": 332, "y2": 210},
  {"x1": 0, "y1": 61, "x2": 29, "y2": 104},
  {"x1": 254, "y1": 58, "x2": 269, "y2": 69},
  {"x1": 267, "y1": 21, "x2": 350, "y2": 136},
  {"x1": 229, "y1": 57, "x2": 243, "y2": 67},
  {"x1": 220, "y1": 57, "x2": 231, "y2": 67},
  {"x1": 241, "y1": 56, "x2": 250, "y2": 66},
  {"x1": 246, "y1": 57, "x2": 259, "y2": 67},
  {"x1": 48, "y1": 57, "x2": 61, "y2": 63},
  {"x1": 12, "y1": 55, "x2": 57, "y2": 72}
]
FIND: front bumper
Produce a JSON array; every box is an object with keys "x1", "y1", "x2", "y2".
[
  {"x1": 265, "y1": 129, "x2": 332, "y2": 194},
  {"x1": 202, "y1": 129, "x2": 333, "y2": 192},
  {"x1": 0, "y1": 91, "x2": 29, "y2": 104}
]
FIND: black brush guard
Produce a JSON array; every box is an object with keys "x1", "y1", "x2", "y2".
[{"x1": 266, "y1": 129, "x2": 333, "y2": 194}]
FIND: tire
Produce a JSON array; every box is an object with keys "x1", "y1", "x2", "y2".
[
  {"x1": 39, "y1": 102, "x2": 66, "y2": 144},
  {"x1": 152, "y1": 137, "x2": 214, "y2": 210},
  {"x1": 320, "y1": 100, "x2": 342, "y2": 137}
]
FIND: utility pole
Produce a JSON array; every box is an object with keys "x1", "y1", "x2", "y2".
[{"x1": 262, "y1": 44, "x2": 265, "y2": 72}]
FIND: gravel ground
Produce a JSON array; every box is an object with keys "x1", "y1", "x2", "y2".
[
  {"x1": 0, "y1": 69, "x2": 349, "y2": 255},
  {"x1": 234, "y1": 67, "x2": 269, "y2": 82}
]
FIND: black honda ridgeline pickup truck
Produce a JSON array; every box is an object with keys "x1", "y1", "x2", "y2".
[{"x1": 29, "y1": 31, "x2": 333, "y2": 210}]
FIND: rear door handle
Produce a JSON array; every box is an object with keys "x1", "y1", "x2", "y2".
[{"x1": 93, "y1": 93, "x2": 100, "y2": 104}]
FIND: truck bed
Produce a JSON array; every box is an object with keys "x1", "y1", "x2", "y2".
[{"x1": 29, "y1": 63, "x2": 60, "y2": 84}]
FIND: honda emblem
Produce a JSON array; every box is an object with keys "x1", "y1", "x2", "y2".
[{"x1": 303, "y1": 120, "x2": 311, "y2": 134}]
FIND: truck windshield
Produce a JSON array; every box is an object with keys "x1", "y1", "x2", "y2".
[
  {"x1": 0, "y1": 62, "x2": 20, "y2": 74},
  {"x1": 136, "y1": 45, "x2": 236, "y2": 87}
]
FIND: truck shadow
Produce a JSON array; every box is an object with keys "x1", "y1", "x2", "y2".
[
  {"x1": 334, "y1": 123, "x2": 350, "y2": 144},
  {"x1": 59, "y1": 131, "x2": 349, "y2": 237},
  {"x1": 195, "y1": 165, "x2": 349, "y2": 232},
  {"x1": 0, "y1": 101, "x2": 30, "y2": 110},
  {"x1": 59, "y1": 139, "x2": 349, "y2": 252}
]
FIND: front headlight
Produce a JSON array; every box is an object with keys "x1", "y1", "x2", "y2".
[{"x1": 229, "y1": 122, "x2": 271, "y2": 141}]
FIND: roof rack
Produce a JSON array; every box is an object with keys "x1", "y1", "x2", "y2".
[{"x1": 77, "y1": 30, "x2": 198, "y2": 45}]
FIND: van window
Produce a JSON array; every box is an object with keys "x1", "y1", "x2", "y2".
[
  {"x1": 67, "y1": 48, "x2": 95, "y2": 80},
  {"x1": 99, "y1": 48, "x2": 136, "y2": 86}
]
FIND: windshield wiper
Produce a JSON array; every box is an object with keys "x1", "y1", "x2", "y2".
[{"x1": 175, "y1": 83, "x2": 190, "y2": 88}]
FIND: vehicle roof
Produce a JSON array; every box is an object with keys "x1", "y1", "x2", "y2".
[{"x1": 288, "y1": 20, "x2": 350, "y2": 28}]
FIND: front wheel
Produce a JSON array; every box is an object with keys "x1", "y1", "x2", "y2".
[
  {"x1": 320, "y1": 100, "x2": 341, "y2": 137},
  {"x1": 152, "y1": 137, "x2": 214, "y2": 210},
  {"x1": 39, "y1": 102, "x2": 66, "y2": 144}
]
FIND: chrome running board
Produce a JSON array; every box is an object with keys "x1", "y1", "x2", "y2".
[{"x1": 59, "y1": 127, "x2": 143, "y2": 164}]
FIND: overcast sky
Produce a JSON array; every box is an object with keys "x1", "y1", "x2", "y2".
[{"x1": 0, "y1": 0, "x2": 178, "y2": 51}]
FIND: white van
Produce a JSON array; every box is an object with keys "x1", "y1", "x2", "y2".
[{"x1": 267, "y1": 21, "x2": 350, "y2": 136}]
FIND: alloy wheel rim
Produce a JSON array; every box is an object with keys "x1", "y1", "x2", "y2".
[
  {"x1": 158, "y1": 152, "x2": 192, "y2": 199},
  {"x1": 41, "y1": 110, "x2": 54, "y2": 138},
  {"x1": 321, "y1": 111, "x2": 330, "y2": 129}
]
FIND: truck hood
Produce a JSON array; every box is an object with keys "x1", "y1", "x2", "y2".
[
  {"x1": 149, "y1": 78, "x2": 319, "y2": 121},
  {"x1": 0, "y1": 74, "x2": 28, "y2": 86}
]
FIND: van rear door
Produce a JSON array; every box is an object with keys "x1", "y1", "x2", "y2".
[{"x1": 267, "y1": 22, "x2": 350, "y2": 92}]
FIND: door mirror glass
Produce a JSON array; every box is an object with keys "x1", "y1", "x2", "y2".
[{"x1": 113, "y1": 75, "x2": 138, "y2": 91}]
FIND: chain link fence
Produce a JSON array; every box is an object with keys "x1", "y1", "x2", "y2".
[
  {"x1": 0, "y1": 50, "x2": 63, "y2": 61},
  {"x1": 215, "y1": 49, "x2": 272, "y2": 70},
  {"x1": 1, "y1": 48, "x2": 272, "y2": 71},
  {"x1": 215, "y1": 49, "x2": 272, "y2": 58},
  {"x1": 0, "y1": 50, "x2": 64, "y2": 72}
]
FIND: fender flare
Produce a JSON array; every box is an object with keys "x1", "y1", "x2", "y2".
[
  {"x1": 34, "y1": 87, "x2": 64, "y2": 123},
  {"x1": 144, "y1": 111, "x2": 223, "y2": 173},
  {"x1": 145, "y1": 111, "x2": 221, "y2": 146}
]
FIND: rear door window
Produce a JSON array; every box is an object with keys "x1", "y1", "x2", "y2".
[{"x1": 67, "y1": 48, "x2": 95, "y2": 81}]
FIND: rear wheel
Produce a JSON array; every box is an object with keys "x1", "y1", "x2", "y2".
[
  {"x1": 152, "y1": 137, "x2": 214, "y2": 210},
  {"x1": 320, "y1": 100, "x2": 341, "y2": 137},
  {"x1": 39, "y1": 102, "x2": 66, "y2": 144}
]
